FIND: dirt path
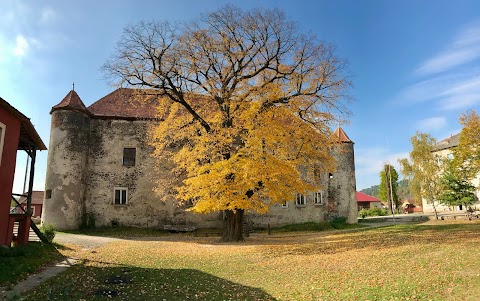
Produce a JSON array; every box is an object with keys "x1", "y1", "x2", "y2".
[{"x1": 54, "y1": 232, "x2": 121, "y2": 249}]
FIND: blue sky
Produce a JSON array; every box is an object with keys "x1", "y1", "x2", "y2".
[{"x1": 2, "y1": 0, "x2": 480, "y2": 194}]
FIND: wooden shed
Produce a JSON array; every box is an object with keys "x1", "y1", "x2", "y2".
[{"x1": 0, "y1": 97, "x2": 46, "y2": 246}]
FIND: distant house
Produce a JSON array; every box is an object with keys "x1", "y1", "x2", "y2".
[
  {"x1": 356, "y1": 192, "x2": 383, "y2": 211},
  {"x1": 402, "y1": 199, "x2": 422, "y2": 214},
  {"x1": 18, "y1": 191, "x2": 44, "y2": 218}
]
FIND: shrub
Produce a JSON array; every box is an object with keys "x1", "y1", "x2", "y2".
[
  {"x1": 358, "y1": 207, "x2": 388, "y2": 217},
  {"x1": 358, "y1": 209, "x2": 368, "y2": 219},
  {"x1": 40, "y1": 224, "x2": 56, "y2": 243},
  {"x1": 330, "y1": 216, "x2": 348, "y2": 229},
  {"x1": 368, "y1": 207, "x2": 388, "y2": 216}
]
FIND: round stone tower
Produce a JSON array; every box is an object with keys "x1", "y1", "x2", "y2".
[
  {"x1": 328, "y1": 127, "x2": 358, "y2": 224},
  {"x1": 42, "y1": 90, "x2": 91, "y2": 230}
]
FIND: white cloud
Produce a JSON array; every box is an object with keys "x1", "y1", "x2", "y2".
[
  {"x1": 13, "y1": 34, "x2": 29, "y2": 57},
  {"x1": 40, "y1": 7, "x2": 56, "y2": 24},
  {"x1": 416, "y1": 117, "x2": 447, "y2": 132},
  {"x1": 396, "y1": 71, "x2": 480, "y2": 110},
  {"x1": 357, "y1": 150, "x2": 408, "y2": 176},
  {"x1": 416, "y1": 21, "x2": 480, "y2": 76},
  {"x1": 355, "y1": 147, "x2": 409, "y2": 189}
]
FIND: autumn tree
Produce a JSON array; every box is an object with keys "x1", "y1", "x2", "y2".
[
  {"x1": 103, "y1": 6, "x2": 351, "y2": 241},
  {"x1": 453, "y1": 110, "x2": 480, "y2": 181},
  {"x1": 399, "y1": 132, "x2": 443, "y2": 219},
  {"x1": 378, "y1": 164, "x2": 399, "y2": 214}
]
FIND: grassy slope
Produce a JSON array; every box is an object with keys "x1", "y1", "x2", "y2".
[
  {"x1": 0, "y1": 242, "x2": 64, "y2": 287},
  {"x1": 23, "y1": 221, "x2": 480, "y2": 300}
]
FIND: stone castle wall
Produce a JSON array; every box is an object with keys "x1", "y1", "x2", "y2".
[
  {"x1": 43, "y1": 108, "x2": 357, "y2": 230},
  {"x1": 42, "y1": 110, "x2": 90, "y2": 230},
  {"x1": 84, "y1": 118, "x2": 221, "y2": 228}
]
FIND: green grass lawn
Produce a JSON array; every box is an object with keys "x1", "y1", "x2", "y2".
[
  {"x1": 0, "y1": 242, "x2": 64, "y2": 287},
  {"x1": 21, "y1": 221, "x2": 480, "y2": 300}
]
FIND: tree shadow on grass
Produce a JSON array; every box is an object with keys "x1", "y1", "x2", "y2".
[{"x1": 24, "y1": 265, "x2": 277, "y2": 301}]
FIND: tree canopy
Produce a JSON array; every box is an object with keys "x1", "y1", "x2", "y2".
[
  {"x1": 439, "y1": 160, "x2": 478, "y2": 208},
  {"x1": 378, "y1": 164, "x2": 399, "y2": 213},
  {"x1": 399, "y1": 132, "x2": 443, "y2": 219},
  {"x1": 453, "y1": 110, "x2": 480, "y2": 181},
  {"x1": 103, "y1": 6, "x2": 351, "y2": 241}
]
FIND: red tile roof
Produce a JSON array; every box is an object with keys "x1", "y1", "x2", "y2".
[
  {"x1": 356, "y1": 191, "x2": 382, "y2": 203},
  {"x1": 332, "y1": 127, "x2": 353, "y2": 143},
  {"x1": 51, "y1": 90, "x2": 89, "y2": 114},
  {"x1": 18, "y1": 191, "x2": 44, "y2": 205},
  {"x1": 87, "y1": 88, "x2": 164, "y2": 120}
]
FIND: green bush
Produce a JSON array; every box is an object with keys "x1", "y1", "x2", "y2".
[
  {"x1": 359, "y1": 209, "x2": 368, "y2": 219},
  {"x1": 40, "y1": 224, "x2": 56, "y2": 243},
  {"x1": 369, "y1": 207, "x2": 388, "y2": 216},
  {"x1": 358, "y1": 207, "x2": 388, "y2": 217}
]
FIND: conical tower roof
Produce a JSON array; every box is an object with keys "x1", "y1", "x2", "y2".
[
  {"x1": 332, "y1": 127, "x2": 353, "y2": 143},
  {"x1": 50, "y1": 90, "x2": 89, "y2": 114}
]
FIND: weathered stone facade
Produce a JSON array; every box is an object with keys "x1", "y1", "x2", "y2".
[{"x1": 42, "y1": 89, "x2": 357, "y2": 230}]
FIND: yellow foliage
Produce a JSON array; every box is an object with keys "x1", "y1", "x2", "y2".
[
  {"x1": 149, "y1": 92, "x2": 337, "y2": 214},
  {"x1": 455, "y1": 110, "x2": 480, "y2": 180}
]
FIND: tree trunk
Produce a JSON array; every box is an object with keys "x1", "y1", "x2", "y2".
[
  {"x1": 431, "y1": 199, "x2": 439, "y2": 220},
  {"x1": 222, "y1": 209, "x2": 244, "y2": 242}
]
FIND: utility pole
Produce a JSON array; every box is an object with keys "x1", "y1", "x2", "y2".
[
  {"x1": 388, "y1": 164, "x2": 395, "y2": 223},
  {"x1": 385, "y1": 136, "x2": 395, "y2": 223}
]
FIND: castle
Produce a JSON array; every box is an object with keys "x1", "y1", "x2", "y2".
[{"x1": 42, "y1": 88, "x2": 357, "y2": 230}]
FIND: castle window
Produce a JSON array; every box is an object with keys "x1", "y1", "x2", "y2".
[
  {"x1": 0, "y1": 122, "x2": 6, "y2": 166},
  {"x1": 281, "y1": 201, "x2": 288, "y2": 208},
  {"x1": 295, "y1": 193, "x2": 306, "y2": 206},
  {"x1": 123, "y1": 147, "x2": 136, "y2": 167},
  {"x1": 114, "y1": 187, "x2": 128, "y2": 205},
  {"x1": 313, "y1": 191, "x2": 324, "y2": 205}
]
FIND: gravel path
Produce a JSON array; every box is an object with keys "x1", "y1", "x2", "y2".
[{"x1": 54, "y1": 232, "x2": 121, "y2": 249}]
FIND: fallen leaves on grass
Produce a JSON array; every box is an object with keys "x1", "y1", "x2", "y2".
[{"x1": 23, "y1": 221, "x2": 480, "y2": 300}]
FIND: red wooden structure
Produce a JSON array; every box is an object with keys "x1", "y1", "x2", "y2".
[
  {"x1": 0, "y1": 97, "x2": 46, "y2": 246},
  {"x1": 16, "y1": 191, "x2": 44, "y2": 218}
]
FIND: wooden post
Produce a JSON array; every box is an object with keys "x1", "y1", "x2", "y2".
[{"x1": 26, "y1": 146, "x2": 36, "y2": 216}]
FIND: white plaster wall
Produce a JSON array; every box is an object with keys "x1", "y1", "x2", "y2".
[{"x1": 422, "y1": 147, "x2": 480, "y2": 213}]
